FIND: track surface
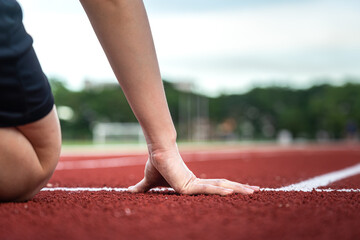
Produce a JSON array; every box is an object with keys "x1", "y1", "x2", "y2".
[{"x1": 1, "y1": 144, "x2": 359, "y2": 240}]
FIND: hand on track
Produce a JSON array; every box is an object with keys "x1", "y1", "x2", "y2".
[{"x1": 128, "y1": 147, "x2": 260, "y2": 196}]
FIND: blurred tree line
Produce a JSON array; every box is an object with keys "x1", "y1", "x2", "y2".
[{"x1": 50, "y1": 78, "x2": 360, "y2": 141}]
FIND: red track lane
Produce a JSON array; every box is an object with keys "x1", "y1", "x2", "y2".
[
  {"x1": 1, "y1": 191, "x2": 359, "y2": 240},
  {"x1": 0, "y1": 144, "x2": 360, "y2": 240}
]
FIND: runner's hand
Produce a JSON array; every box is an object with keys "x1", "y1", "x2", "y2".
[{"x1": 128, "y1": 147, "x2": 260, "y2": 195}]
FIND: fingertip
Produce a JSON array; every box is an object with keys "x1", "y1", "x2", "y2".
[
  {"x1": 243, "y1": 187, "x2": 254, "y2": 194},
  {"x1": 248, "y1": 189, "x2": 254, "y2": 194},
  {"x1": 127, "y1": 185, "x2": 137, "y2": 193},
  {"x1": 128, "y1": 185, "x2": 145, "y2": 193},
  {"x1": 128, "y1": 178, "x2": 152, "y2": 193},
  {"x1": 222, "y1": 188, "x2": 234, "y2": 195}
]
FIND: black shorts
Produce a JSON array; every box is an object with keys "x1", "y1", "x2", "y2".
[{"x1": 0, "y1": 0, "x2": 54, "y2": 127}]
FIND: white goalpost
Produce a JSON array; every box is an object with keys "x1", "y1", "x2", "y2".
[{"x1": 92, "y1": 122, "x2": 145, "y2": 144}]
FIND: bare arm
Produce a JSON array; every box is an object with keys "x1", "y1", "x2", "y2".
[
  {"x1": 80, "y1": 0, "x2": 259, "y2": 195},
  {"x1": 80, "y1": 0, "x2": 175, "y2": 147}
]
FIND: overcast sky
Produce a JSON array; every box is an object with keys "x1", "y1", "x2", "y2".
[{"x1": 18, "y1": 0, "x2": 360, "y2": 95}]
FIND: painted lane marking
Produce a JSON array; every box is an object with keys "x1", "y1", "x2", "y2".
[
  {"x1": 55, "y1": 153, "x2": 250, "y2": 170},
  {"x1": 309, "y1": 188, "x2": 360, "y2": 192},
  {"x1": 260, "y1": 188, "x2": 360, "y2": 192},
  {"x1": 41, "y1": 187, "x2": 360, "y2": 193},
  {"x1": 60, "y1": 145, "x2": 360, "y2": 158},
  {"x1": 275, "y1": 163, "x2": 360, "y2": 192},
  {"x1": 56, "y1": 155, "x2": 242, "y2": 170},
  {"x1": 41, "y1": 187, "x2": 170, "y2": 192},
  {"x1": 57, "y1": 148, "x2": 360, "y2": 171},
  {"x1": 56, "y1": 157, "x2": 146, "y2": 170},
  {"x1": 55, "y1": 152, "x2": 334, "y2": 170}
]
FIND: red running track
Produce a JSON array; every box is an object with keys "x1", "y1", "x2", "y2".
[{"x1": 0, "y1": 144, "x2": 359, "y2": 240}]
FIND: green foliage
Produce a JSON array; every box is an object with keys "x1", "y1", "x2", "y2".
[
  {"x1": 49, "y1": 77, "x2": 360, "y2": 141},
  {"x1": 49, "y1": 78, "x2": 136, "y2": 139},
  {"x1": 209, "y1": 83, "x2": 360, "y2": 139}
]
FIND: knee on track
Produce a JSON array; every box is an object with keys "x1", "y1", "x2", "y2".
[
  {"x1": 0, "y1": 155, "x2": 59, "y2": 202},
  {"x1": 18, "y1": 156, "x2": 60, "y2": 202}
]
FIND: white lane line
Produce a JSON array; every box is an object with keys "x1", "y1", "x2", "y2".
[
  {"x1": 260, "y1": 188, "x2": 360, "y2": 192},
  {"x1": 41, "y1": 187, "x2": 172, "y2": 192},
  {"x1": 60, "y1": 146, "x2": 360, "y2": 159},
  {"x1": 42, "y1": 187, "x2": 127, "y2": 192},
  {"x1": 57, "y1": 148, "x2": 360, "y2": 171},
  {"x1": 56, "y1": 157, "x2": 146, "y2": 170},
  {"x1": 276, "y1": 163, "x2": 360, "y2": 192},
  {"x1": 314, "y1": 188, "x2": 360, "y2": 192},
  {"x1": 55, "y1": 151, "x2": 285, "y2": 170},
  {"x1": 55, "y1": 154, "x2": 242, "y2": 170},
  {"x1": 41, "y1": 187, "x2": 360, "y2": 193}
]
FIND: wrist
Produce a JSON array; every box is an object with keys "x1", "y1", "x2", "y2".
[
  {"x1": 147, "y1": 137, "x2": 177, "y2": 156},
  {"x1": 145, "y1": 127, "x2": 177, "y2": 153}
]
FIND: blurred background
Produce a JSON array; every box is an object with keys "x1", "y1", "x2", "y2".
[{"x1": 18, "y1": 0, "x2": 360, "y2": 144}]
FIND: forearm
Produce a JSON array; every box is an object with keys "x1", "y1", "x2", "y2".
[{"x1": 80, "y1": 0, "x2": 176, "y2": 149}]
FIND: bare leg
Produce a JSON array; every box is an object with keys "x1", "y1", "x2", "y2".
[{"x1": 0, "y1": 107, "x2": 61, "y2": 201}]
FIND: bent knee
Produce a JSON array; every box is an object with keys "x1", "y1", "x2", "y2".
[
  {"x1": 0, "y1": 159, "x2": 59, "y2": 202},
  {"x1": 19, "y1": 148, "x2": 60, "y2": 202},
  {"x1": 17, "y1": 165, "x2": 58, "y2": 202},
  {"x1": 0, "y1": 124, "x2": 60, "y2": 202}
]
